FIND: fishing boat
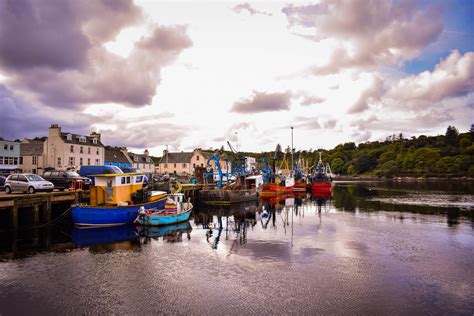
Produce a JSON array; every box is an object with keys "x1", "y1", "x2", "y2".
[
  {"x1": 310, "y1": 153, "x2": 333, "y2": 194},
  {"x1": 135, "y1": 193, "x2": 193, "y2": 226},
  {"x1": 72, "y1": 173, "x2": 167, "y2": 227}
]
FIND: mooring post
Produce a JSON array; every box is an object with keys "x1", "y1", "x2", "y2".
[
  {"x1": 33, "y1": 204, "x2": 40, "y2": 225},
  {"x1": 10, "y1": 202, "x2": 19, "y2": 230}
]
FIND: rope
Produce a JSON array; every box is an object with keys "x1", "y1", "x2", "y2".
[{"x1": 0, "y1": 206, "x2": 73, "y2": 232}]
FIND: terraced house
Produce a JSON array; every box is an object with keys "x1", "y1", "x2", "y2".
[
  {"x1": 158, "y1": 149, "x2": 228, "y2": 175},
  {"x1": 43, "y1": 124, "x2": 105, "y2": 171}
]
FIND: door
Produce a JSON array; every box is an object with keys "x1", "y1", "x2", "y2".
[
  {"x1": 9, "y1": 175, "x2": 19, "y2": 191},
  {"x1": 17, "y1": 175, "x2": 29, "y2": 192},
  {"x1": 57, "y1": 171, "x2": 67, "y2": 188},
  {"x1": 51, "y1": 171, "x2": 61, "y2": 188}
]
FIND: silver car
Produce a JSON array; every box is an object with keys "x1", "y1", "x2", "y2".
[{"x1": 4, "y1": 174, "x2": 54, "y2": 194}]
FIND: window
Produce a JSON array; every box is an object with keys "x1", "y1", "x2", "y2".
[
  {"x1": 10, "y1": 145, "x2": 13, "y2": 150},
  {"x1": 66, "y1": 134, "x2": 72, "y2": 141},
  {"x1": 80, "y1": 158, "x2": 83, "y2": 166},
  {"x1": 183, "y1": 163, "x2": 186, "y2": 168},
  {"x1": 80, "y1": 146, "x2": 83, "y2": 154},
  {"x1": 197, "y1": 155, "x2": 199, "y2": 161},
  {"x1": 69, "y1": 157, "x2": 75, "y2": 166},
  {"x1": 0, "y1": 157, "x2": 3, "y2": 164},
  {"x1": 134, "y1": 156, "x2": 138, "y2": 162},
  {"x1": 174, "y1": 163, "x2": 177, "y2": 168},
  {"x1": 57, "y1": 157, "x2": 61, "y2": 166},
  {"x1": 79, "y1": 136, "x2": 86, "y2": 143},
  {"x1": 19, "y1": 157, "x2": 23, "y2": 164},
  {"x1": 44, "y1": 171, "x2": 51, "y2": 177},
  {"x1": 87, "y1": 158, "x2": 91, "y2": 165},
  {"x1": 32, "y1": 156, "x2": 37, "y2": 165},
  {"x1": 126, "y1": 176, "x2": 131, "y2": 184},
  {"x1": 143, "y1": 164, "x2": 145, "y2": 169},
  {"x1": 18, "y1": 175, "x2": 27, "y2": 182},
  {"x1": 96, "y1": 148, "x2": 99, "y2": 155},
  {"x1": 3, "y1": 145, "x2": 7, "y2": 150},
  {"x1": 121, "y1": 177, "x2": 126, "y2": 184},
  {"x1": 193, "y1": 163, "x2": 196, "y2": 168},
  {"x1": 13, "y1": 158, "x2": 18, "y2": 165},
  {"x1": 52, "y1": 171, "x2": 59, "y2": 177},
  {"x1": 70, "y1": 145, "x2": 74, "y2": 153},
  {"x1": 88, "y1": 147, "x2": 91, "y2": 154},
  {"x1": 201, "y1": 163, "x2": 203, "y2": 167},
  {"x1": 95, "y1": 159, "x2": 100, "y2": 165},
  {"x1": 93, "y1": 138, "x2": 98, "y2": 144}
]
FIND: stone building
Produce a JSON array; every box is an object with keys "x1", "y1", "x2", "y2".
[
  {"x1": 128, "y1": 149, "x2": 155, "y2": 174},
  {"x1": 158, "y1": 149, "x2": 228, "y2": 175},
  {"x1": 19, "y1": 139, "x2": 45, "y2": 175},
  {"x1": 43, "y1": 124, "x2": 105, "y2": 171},
  {"x1": 104, "y1": 146, "x2": 131, "y2": 169}
]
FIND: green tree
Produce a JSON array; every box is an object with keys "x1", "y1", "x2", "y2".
[
  {"x1": 445, "y1": 125, "x2": 459, "y2": 145},
  {"x1": 331, "y1": 158, "x2": 345, "y2": 174}
]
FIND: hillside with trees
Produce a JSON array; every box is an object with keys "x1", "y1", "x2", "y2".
[{"x1": 244, "y1": 126, "x2": 474, "y2": 178}]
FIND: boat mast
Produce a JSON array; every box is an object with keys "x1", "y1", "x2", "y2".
[{"x1": 291, "y1": 126, "x2": 294, "y2": 177}]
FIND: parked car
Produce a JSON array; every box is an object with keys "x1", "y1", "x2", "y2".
[
  {"x1": 42, "y1": 170, "x2": 92, "y2": 190},
  {"x1": 79, "y1": 165, "x2": 123, "y2": 184},
  {"x1": 4, "y1": 174, "x2": 54, "y2": 194},
  {"x1": 0, "y1": 176, "x2": 6, "y2": 191}
]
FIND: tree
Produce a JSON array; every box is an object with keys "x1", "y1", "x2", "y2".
[
  {"x1": 445, "y1": 125, "x2": 459, "y2": 145},
  {"x1": 274, "y1": 143, "x2": 283, "y2": 160},
  {"x1": 331, "y1": 158, "x2": 344, "y2": 174}
]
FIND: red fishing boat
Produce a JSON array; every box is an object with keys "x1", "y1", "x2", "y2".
[{"x1": 310, "y1": 153, "x2": 333, "y2": 194}]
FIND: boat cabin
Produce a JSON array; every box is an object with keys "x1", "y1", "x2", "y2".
[
  {"x1": 89, "y1": 173, "x2": 146, "y2": 206},
  {"x1": 245, "y1": 175, "x2": 263, "y2": 189}
]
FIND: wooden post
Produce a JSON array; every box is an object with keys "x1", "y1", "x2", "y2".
[
  {"x1": 33, "y1": 205, "x2": 40, "y2": 225},
  {"x1": 43, "y1": 196, "x2": 51, "y2": 223},
  {"x1": 10, "y1": 202, "x2": 19, "y2": 229}
]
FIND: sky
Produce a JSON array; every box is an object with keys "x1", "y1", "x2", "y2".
[{"x1": 0, "y1": 0, "x2": 473, "y2": 156}]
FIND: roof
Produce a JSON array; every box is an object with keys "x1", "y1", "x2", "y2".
[
  {"x1": 129, "y1": 152, "x2": 154, "y2": 165},
  {"x1": 104, "y1": 147, "x2": 130, "y2": 164},
  {"x1": 161, "y1": 152, "x2": 193, "y2": 164},
  {"x1": 60, "y1": 132, "x2": 104, "y2": 147},
  {"x1": 20, "y1": 142, "x2": 44, "y2": 156}
]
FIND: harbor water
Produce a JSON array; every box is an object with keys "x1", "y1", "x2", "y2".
[{"x1": 0, "y1": 181, "x2": 473, "y2": 314}]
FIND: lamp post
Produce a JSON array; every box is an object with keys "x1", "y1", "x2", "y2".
[{"x1": 291, "y1": 126, "x2": 294, "y2": 176}]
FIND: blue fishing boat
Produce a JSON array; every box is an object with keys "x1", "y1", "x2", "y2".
[
  {"x1": 72, "y1": 173, "x2": 167, "y2": 227},
  {"x1": 136, "y1": 193, "x2": 193, "y2": 226}
]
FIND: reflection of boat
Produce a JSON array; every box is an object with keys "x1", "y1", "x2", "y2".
[
  {"x1": 72, "y1": 173, "x2": 167, "y2": 227},
  {"x1": 137, "y1": 221, "x2": 192, "y2": 238},
  {"x1": 72, "y1": 224, "x2": 137, "y2": 247},
  {"x1": 136, "y1": 193, "x2": 192, "y2": 226},
  {"x1": 311, "y1": 191, "x2": 332, "y2": 212}
]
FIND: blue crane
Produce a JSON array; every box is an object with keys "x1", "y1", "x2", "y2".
[{"x1": 203, "y1": 153, "x2": 231, "y2": 189}]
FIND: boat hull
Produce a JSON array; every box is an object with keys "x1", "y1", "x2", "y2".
[
  {"x1": 136, "y1": 208, "x2": 192, "y2": 226},
  {"x1": 261, "y1": 183, "x2": 293, "y2": 196},
  {"x1": 72, "y1": 198, "x2": 167, "y2": 227},
  {"x1": 311, "y1": 182, "x2": 332, "y2": 194}
]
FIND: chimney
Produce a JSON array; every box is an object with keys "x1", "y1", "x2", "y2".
[
  {"x1": 163, "y1": 149, "x2": 168, "y2": 156},
  {"x1": 49, "y1": 124, "x2": 61, "y2": 136},
  {"x1": 90, "y1": 131, "x2": 101, "y2": 141},
  {"x1": 144, "y1": 149, "x2": 149, "y2": 157}
]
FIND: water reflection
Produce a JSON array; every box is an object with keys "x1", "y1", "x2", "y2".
[{"x1": 138, "y1": 221, "x2": 192, "y2": 243}]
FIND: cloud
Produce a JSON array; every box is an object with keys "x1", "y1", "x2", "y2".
[
  {"x1": 0, "y1": 0, "x2": 192, "y2": 109},
  {"x1": 0, "y1": 84, "x2": 94, "y2": 140},
  {"x1": 232, "y1": 3, "x2": 271, "y2": 16},
  {"x1": 387, "y1": 50, "x2": 474, "y2": 103},
  {"x1": 348, "y1": 75, "x2": 385, "y2": 114},
  {"x1": 231, "y1": 91, "x2": 292, "y2": 113},
  {"x1": 282, "y1": 0, "x2": 443, "y2": 74},
  {"x1": 299, "y1": 94, "x2": 325, "y2": 106}
]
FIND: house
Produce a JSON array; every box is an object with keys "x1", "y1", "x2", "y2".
[
  {"x1": 104, "y1": 146, "x2": 131, "y2": 169},
  {"x1": 19, "y1": 139, "x2": 45, "y2": 175},
  {"x1": 158, "y1": 148, "x2": 228, "y2": 175},
  {"x1": 0, "y1": 139, "x2": 20, "y2": 175},
  {"x1": 43, "y1": 124, "x2": 105, "y2": 171},
  {"x1": 128, "y1": 149, "x2": 155, "y2": 174}
]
